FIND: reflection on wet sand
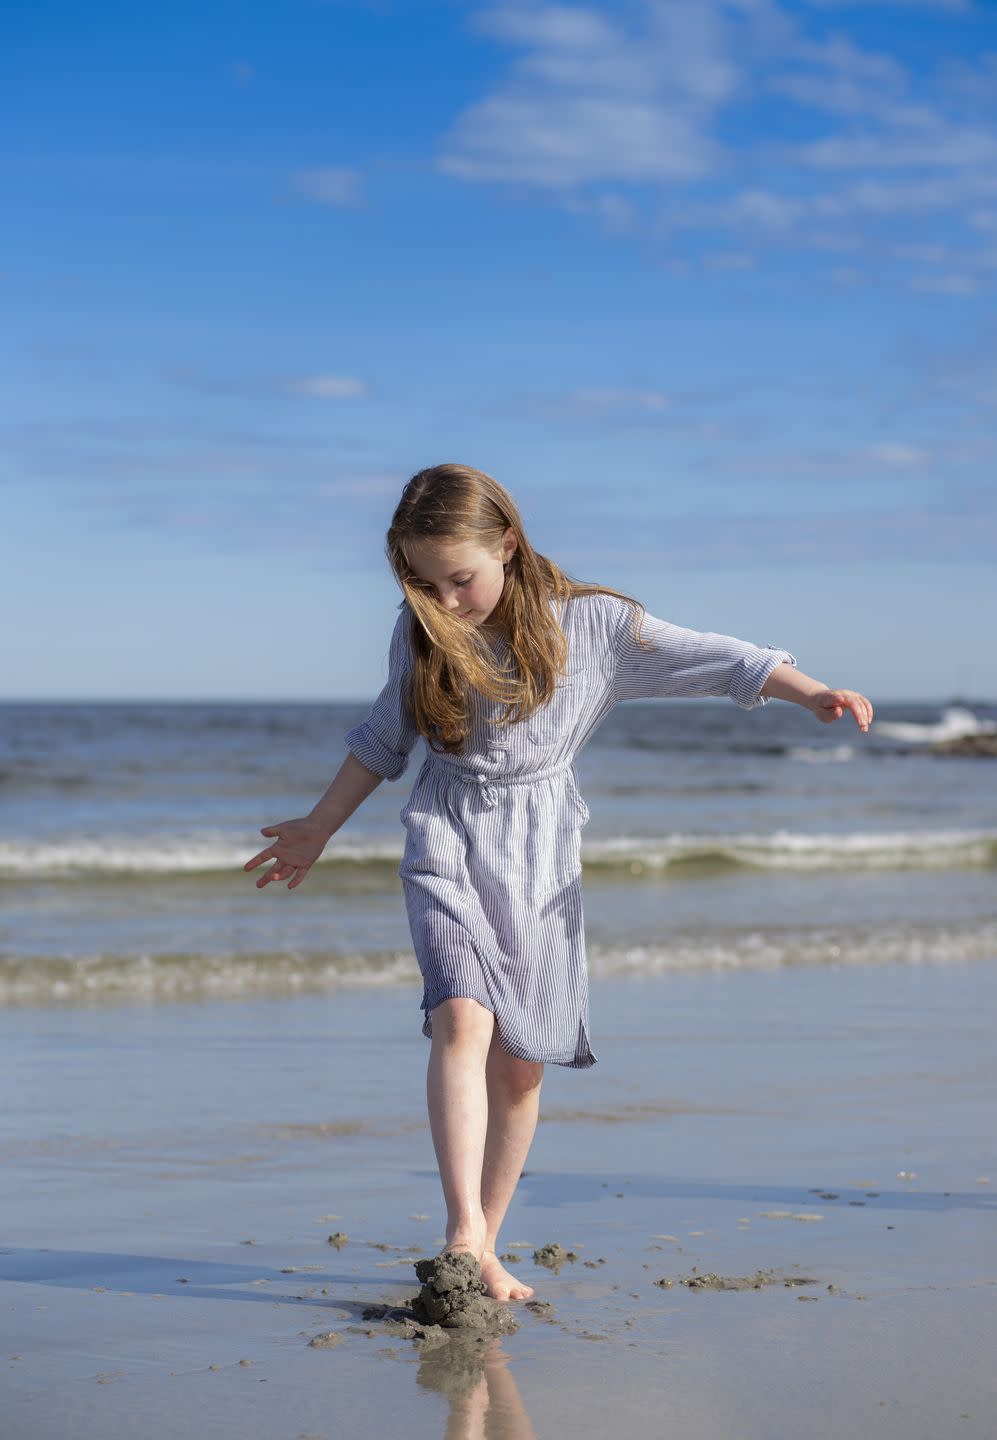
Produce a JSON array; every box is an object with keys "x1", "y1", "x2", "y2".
[{"x1": 416, "y1": 1336, "x2": 536, "y2": 1440}]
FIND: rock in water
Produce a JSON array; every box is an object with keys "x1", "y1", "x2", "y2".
[{"x1": 410, "y1": 1252, "x2": 517, "y2": 1333}]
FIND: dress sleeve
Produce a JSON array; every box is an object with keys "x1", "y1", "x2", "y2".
[
  {"x1": 611, "y1": 600, "x2": 797, "y2": 710},
  {"x1": 343, "y1": 608, "x2": 421, "y2": 780}
]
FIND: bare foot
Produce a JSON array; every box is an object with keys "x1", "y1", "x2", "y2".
[{"x1": 480, "y1": 1249, "x2": 534, "y2": 1301}]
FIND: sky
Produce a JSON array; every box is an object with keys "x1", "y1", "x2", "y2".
[{"x1": 3, "y1": 0, "x2": 996, "y2": 702}]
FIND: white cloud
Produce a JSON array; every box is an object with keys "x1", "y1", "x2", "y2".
[
  {"x1": 726, "y1": 188, "x2": 805, "y2": 229},
  {"x1": 892, "y1": 242, "x2": 949, "y2": 263},
  {"x1": 284, "y1": 374, "x2": 369, "y2": 399},
  {"x1": 706, "y1": 251, "x2": 757, "y2": 269},
  {"x1": 910, "y1": 272, "x2": 979, "y2": 295},
  {"x1": 474, "y1": 4, "x2": 617, "y2": 52},
  {"x1": 802, "y1": 0, "x2": 970, "y2": 10},
  {"x1": 442, "y1": 0, "x2": 994, "y2": 292},
  {"x1": 797, "y1": 128, "x2": 997, "y2": 170},
  {"x1": 167, "y1": 368, "x2": 370, "y2": 400},
  {"x1": 291, "y1": 167, "x2": 363, "y2": 208},
  {"x1": 441, "y1": 95, "x2": 719, "y2": 186},
  {"x1": 514, "y1": 387, "x2": 674, "y2": 422},
  {"x1": 866, "y1": 443, "x2": 927, "y2": 466},
  {"x1": 441, "y1": 1, "x2": 737, "y2": 186}
]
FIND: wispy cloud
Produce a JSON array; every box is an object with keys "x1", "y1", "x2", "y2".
[
  {"x1": 532, "y1": 387, "x2": 673, "y2": 419},
  {"x1": 166, "y1": 368, "x2": 370, "y2": 400},
  {"x1": 283, "y1": 374, "x2": 369, "y2": 399},
  {"x1": 290, "y1": 166, "x2": 364, "y2": 208},
  {"x1": 442, "y1": 0, "x2": 996, "y2": 288},
  {"x1": 910, "y1": 271, "x2": 979, "y2": 294},
  {"x1": 440, "y1": 3, "x2": 734, "y2": 185},
  {"x1": 801, "y1": 0, "x2": 971, "y2": 10}
]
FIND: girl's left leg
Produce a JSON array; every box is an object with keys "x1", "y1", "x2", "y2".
[{"x1": 479, "y1": 1027, "x2": 543, "y2": 1301}]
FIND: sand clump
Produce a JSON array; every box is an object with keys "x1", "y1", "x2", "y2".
[
  {"x1": 309, "y1": 1250, "x2": 540, "y2": 1353},
  {"x1": 533, "y1": 1242, "x2": 579, "y2": 1271},
  {"x1": 308, "y1": 1330, "x2": 344, "y2": 1348},
  {"x1": 655, "y1": 1268, "x2": 821, "y2": 1292},
  {"x1": 410, "y1": 1252, "x2": 518, "y2": 1334}
]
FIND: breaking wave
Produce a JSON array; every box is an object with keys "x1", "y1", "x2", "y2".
[
  {"x1": 3, "y1": 921, "x2": 994, "y2": 1006},
  {"x1": 3, "y1": 827, "x2": 994, "y2": 881}
]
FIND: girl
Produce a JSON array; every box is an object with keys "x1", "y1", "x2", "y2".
[{"x1": 244, "y1": 463, "x2": 873, "y2": 1303}]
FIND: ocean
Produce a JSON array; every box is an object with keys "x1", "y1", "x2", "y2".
[{"x1": 2, "y1": 697, "x2": 995, "y2": 1008}]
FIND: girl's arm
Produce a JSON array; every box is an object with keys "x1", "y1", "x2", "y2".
[
  {"x1": 761, "y1": 663, "x2": 873, "y2": 731},
  {"x1": 608, "y1": 599, "x2": 873, "y2": 730},
  {"x1": 308, "y1": 751, "x2": 384, "y2": 838},
  {"x1": 246, "y1": 610, "x2": 419, "y2": 891},
  {"x1": 244, "y1": 752, "x2": 384, "y2": 889}
]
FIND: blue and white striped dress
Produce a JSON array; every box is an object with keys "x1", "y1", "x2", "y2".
[{"x1": 344, "y1": 592, "x2": 796, "y2": 1069}]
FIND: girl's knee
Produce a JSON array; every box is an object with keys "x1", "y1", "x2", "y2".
[{"x1": 430, "y1": 997, "x2": 495, "y2": 1051}]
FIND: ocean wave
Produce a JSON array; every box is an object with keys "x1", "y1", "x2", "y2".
[
  {"x1": 0, "y1": 948, "x2": 419, "y2": 1006},
  {"x1": 3, "y1": 923, "x2": 994, "y2": 1006},
  {"x1": 583, "y1": 830, "x2": 997, "y2": 873},
  {"x1": 587, "y1": 920, "x2": 997, "y2": 978},
  {"x1": 2, "y1": 826, "x2": 994, "y2": 880},
  {"x1": 875, "y1": 706, "x2": 997, "y2": 746}
]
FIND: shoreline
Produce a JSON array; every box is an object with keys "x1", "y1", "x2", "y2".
[{"x1": 3, "y1": 961, "x2": 996, "y2": 1438}]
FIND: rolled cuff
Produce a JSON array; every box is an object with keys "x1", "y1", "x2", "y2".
[
  {"x1": 344, "y1": 722, "x2": 411, "y2": 781},
  {"x1": 728, "y1": 646, "x2": 798, "y2": 710}
]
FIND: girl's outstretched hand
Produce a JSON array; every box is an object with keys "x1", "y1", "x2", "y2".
[
  {"x1": 811, "y1": 688, "x2": 874, "y2": 731},
  {"x1": 243, "y1": 817, "x2": 330, "y2": 890}
]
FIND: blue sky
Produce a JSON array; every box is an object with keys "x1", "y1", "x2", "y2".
[{"x1": 4, "y1": 0, "x2": 995, "y2": 701}]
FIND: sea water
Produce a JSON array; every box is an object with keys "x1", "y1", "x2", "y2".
[{"x1": 1, "y1": 697, "x2": 994, "y2": 1006}]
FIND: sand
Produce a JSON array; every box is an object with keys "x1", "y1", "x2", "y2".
[{"x1": 2, "y1": 960, "x2": 996, "y2": 1438}]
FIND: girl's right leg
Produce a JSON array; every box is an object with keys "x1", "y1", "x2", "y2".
[{"x1": 426, "y1": 997, "x2": 495, "y2": 1258}]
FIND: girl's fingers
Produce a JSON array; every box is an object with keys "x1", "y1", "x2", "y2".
[
  {"x1": 819, "y1": 690, "x2": 874, "y2": 731},
  {"x1": 256, "y1": 862, "x2": 287, "y2": 888},
  {"x1": 244, "y1": 846, "x2": 276, "y2": 872}
]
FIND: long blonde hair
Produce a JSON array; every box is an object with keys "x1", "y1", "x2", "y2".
[{"x1": 386, "y1": 463, "x2": 650, "y2": 755}]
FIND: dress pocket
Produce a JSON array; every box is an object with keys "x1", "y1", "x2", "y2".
[
  {"x1": 567, "y1": 771, "x2": 590, "y2": 826},
  {"x1": 526, "y1": 674, "x2": 585, "y2": 747}
]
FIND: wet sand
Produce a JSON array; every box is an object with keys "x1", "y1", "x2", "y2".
[{"x1": 2, "y1": 961, "x2": 996, "y2": 1438}]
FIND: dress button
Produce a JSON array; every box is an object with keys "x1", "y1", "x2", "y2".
[{"x1": 476, "y1": 772, "x2": 487, "y2": 782}]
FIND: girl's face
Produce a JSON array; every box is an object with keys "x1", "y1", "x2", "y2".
[{"x1": 406, "y1": 529, "x2": 516, "y2": 631}]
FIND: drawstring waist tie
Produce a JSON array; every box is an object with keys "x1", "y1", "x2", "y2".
[{"x1": 422, "y1": 753, "x2": 573, "y2": 810}]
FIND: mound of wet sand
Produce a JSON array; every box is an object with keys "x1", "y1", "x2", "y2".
[
  {"x1": 409, "y1": 1252, "x2": 518, "y2": 1333},
  {"x1": 311, "y1": 1250, "x2": 553, "y2": 1352}
]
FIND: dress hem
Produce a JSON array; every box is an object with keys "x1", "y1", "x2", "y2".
[{"x1": 420, "y1": 995, "x2": 597, "y2": 1069}]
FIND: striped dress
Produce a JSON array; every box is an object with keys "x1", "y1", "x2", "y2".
[{"x1": 344, "y1": 591, "x2": 797, "y2": 1069}]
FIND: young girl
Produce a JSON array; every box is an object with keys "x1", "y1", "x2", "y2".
[{"x1": 244, "y1": 463, "x2": 873, "y2": 1303}]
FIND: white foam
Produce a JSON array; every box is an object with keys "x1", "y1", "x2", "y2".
[
  {"x1": 583, "y1": 828, "x2": 996, "y2": 872},
  {"x1": 587, "y1": 920, "x2": 997, "y2": 977},
  {"x1": 2, "y1": 923, "x2": 994, "y2": 1005},
  {"x1": 2, "y1": 825, "x2": 993, "y2": 877},
  {"x1": 0, "y1": 832, "x2": 404, "y2": 877},
  {"x1": 875, "y1": 706, "x2": 997, "y2": 745}
]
